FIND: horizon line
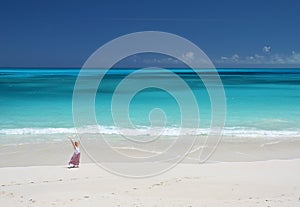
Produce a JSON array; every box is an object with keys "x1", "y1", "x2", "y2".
[{"x1": 1, "y1": 67, "x2": 300, "y2": 69}]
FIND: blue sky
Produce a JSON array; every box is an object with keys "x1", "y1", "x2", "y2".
[{"x1": 0, "y1": 0, "x2": 300, "y2": 68}]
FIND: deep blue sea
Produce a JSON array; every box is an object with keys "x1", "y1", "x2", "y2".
[{"x1": 0, "y1": 68, "x2": 300, "y2": 144}]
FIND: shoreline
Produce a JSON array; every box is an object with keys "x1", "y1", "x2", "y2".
[{"x1": 1, "y1": 137, "x2": 300, "y2": 167}]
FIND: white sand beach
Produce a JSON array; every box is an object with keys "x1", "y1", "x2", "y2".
[{"x1": 1, "y1": 139, "x2": 300, "y2": 207}]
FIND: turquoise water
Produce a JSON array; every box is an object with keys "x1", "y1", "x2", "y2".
[{"x1": 0, "y1": 68, "x2": 300, "y2": 143}]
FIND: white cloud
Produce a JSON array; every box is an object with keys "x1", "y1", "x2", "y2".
[
  {"x1": 142, "y1": 56, "x2": 180, "y2": 65},
  {"x1": 182, "y1": 51, "x2": 195, "y2": 62},
  {"x1": 216, "y1": 51, "x2": 300, "y2": 65},
  {"x1": 246, "y1": 56, "x2": 254, "y2": 60},
  {"x1": 288, "y1": 51, "x2": 300, "y2": 63},
  {"x1": 263, "y1": 46, "x2": 271, "y2": 53},
  {"x1": 254, "y1": 54, "x2": 264, "y2": 59},
  {"x1": 232, "y1": 54, "x2": 239, "y2": 62},
  {"x1": 219, "y1": 54, "x2": 240, "y2": 63}
]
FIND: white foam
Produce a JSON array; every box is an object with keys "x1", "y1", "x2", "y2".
[
  {"x1": 0, "y1": 125, "x2": 300, "y2": 138},
  {"x1": 0, "y1": 127, "x2": 76, "y2": 135}
]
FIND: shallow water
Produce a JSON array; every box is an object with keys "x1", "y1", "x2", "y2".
[{"x1": 0, "y1": 68, "x2": 300, "y2": 144}]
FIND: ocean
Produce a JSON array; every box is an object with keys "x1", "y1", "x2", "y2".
[{"x1": 0, "y1": 68, "x2": 300, "y2": 145}]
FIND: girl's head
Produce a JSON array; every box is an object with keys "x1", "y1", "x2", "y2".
[{"x1": 74, "y1": 141, "x2": 79, "y2": 147}]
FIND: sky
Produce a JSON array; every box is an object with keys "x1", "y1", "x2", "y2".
[{"x1": 0, "y1": 0, "x2": 300, "y2": 68}]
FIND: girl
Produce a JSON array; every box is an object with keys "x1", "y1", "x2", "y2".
[{"x1": 68, "y1": 136, "x2": 81, "y2": 168}]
